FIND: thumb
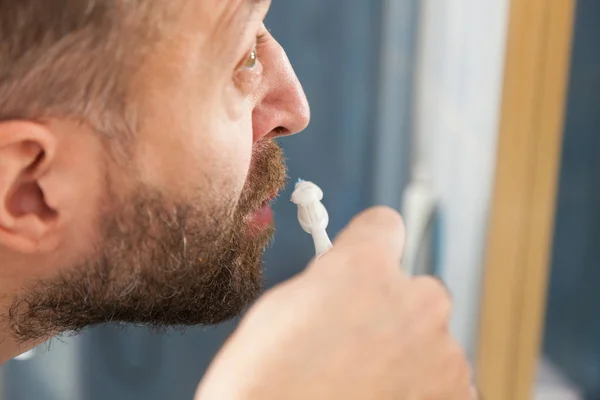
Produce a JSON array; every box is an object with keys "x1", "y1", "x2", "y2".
[{"x1": 317, "y1": 206, "x2": 407, "y2": 276}]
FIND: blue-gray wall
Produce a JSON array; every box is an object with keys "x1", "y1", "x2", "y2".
[{"x1": 543, "y1": 1, "x2": 600, "y2": 398}]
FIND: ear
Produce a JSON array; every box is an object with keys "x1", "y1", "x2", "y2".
[{"x1": 0, "y1": 120, "x2": 59, "y2": 253}]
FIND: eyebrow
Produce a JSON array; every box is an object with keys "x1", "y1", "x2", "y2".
[
  {"x1": 248, "y1": 0, "x2": 269, "y2": 8},
  {"x1": 245, "y1": 0, "x2": 269, "y2": 21},
  {"x1": 238, "y1": 0, "x2": 269, "y2": 37}
]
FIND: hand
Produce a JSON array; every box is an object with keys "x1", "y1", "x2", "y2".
[{"x1": 196, "y1": 207, "x2": 476, "y2": 400}]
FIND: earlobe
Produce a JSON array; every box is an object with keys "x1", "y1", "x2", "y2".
[{"x1": 0, "y1": 121, "x2": 59, "y2": 254}]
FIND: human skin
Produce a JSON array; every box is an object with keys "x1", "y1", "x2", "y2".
[
  {"x1": 0, "y1": 1, "x2": 475, "y2": 398},
  {"x1": 0, "y1": 0, "x2": 308, "y2": 360}
]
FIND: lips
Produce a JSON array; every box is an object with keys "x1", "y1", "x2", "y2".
[
  {"x1": 245, "y1": 197, "x2": 276, "y2": 232},
  {"x1": 255, "y1": 192, "x2": 279, "y2": 215},
  {"x1": 238, "y1": 139, "x2": 287, "y2": 231}
]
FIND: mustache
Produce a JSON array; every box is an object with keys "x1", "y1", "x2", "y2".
[{"x1": 237, "y1": 140, "x2": 288, "y2": 216}]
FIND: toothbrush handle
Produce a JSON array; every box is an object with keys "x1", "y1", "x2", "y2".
[{"x1": 312, "y1": 228, "x2": 333, "y2": 258}]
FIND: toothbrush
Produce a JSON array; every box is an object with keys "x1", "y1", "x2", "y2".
[{"x1": 291, "y1": 179, "x2": 333, "y2": 258}]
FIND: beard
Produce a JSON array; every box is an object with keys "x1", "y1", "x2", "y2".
[{"x1": 8, "y1": 140, "x2": 287, "y2": 343}]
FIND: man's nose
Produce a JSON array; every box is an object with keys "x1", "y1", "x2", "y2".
[{"x1": 252, "y1": 43, "x2": 310, "y2": 142}]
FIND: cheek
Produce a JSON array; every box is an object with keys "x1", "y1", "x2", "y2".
[
  {"x1": 135, "y1": 101, "x2": 254, "y2": 207},
  {"x1": 177, "y1": 89, "x2": 255, "y2": 204},
  {"x1": 222, "y1": 82, "x2": 249, "y2": 122},
  {"x1": 200, "y1": 115, "x2": 253, "y2": 201}
]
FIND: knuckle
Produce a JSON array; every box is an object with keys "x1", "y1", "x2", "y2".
[
  {"x1": 352, "y1": 242, "x2": 392, "y2": 265},
  {"x1": 409, "y1": 277, "x2": 452, "y2": 324},
  {"x1": 442, "y1": 343, "x2": 473, "y2": 395},
  {"x1": 413, "y1": 276, "x2": 451, "y2": 306},
  {"x1": 447, "y1": 343, "x2": 469, "y2": 369},
  {"x1": 340, "y1": 242, "x2": 400, "y2": 278}
]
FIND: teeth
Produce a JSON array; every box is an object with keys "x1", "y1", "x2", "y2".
[{"x1": 291, "y1": 179, "x2": 333, "y2": 258}]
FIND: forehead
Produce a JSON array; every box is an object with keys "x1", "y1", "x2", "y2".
[
  {"x1": 161, "y1": 0, "x2": 267, "y2": 57},
  {"x1": 176, "y1": 0, "x2": 266, "y2": 33}
]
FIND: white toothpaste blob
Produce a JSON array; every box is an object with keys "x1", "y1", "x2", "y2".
[{"x1": 291, "y1": 179, "x2": 333, "y2": 258}]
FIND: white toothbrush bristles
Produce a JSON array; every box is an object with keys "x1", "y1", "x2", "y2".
[{"x1": 291, "y1": 179, "x2": 333, "y2": 258}]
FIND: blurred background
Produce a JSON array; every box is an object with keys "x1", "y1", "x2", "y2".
[
  {"x1": 542, "y1": 0, "x2": 600, "y2": 399},
  {"x1": 0, "y1": 0, "x2": 597, "y2": 399}
]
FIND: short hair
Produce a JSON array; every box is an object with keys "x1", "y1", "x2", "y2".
[{"x1": 0, "y1": 0, "x2": 164, "y2": 134}]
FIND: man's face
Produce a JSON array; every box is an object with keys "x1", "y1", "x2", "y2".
[{"x1": 2, "y1": 0, "x2": 309, "y2": 342}]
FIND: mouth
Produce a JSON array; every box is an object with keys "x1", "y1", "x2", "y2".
[{"x1": 244, "y1": 192, "x2": 279, "y2": 232}]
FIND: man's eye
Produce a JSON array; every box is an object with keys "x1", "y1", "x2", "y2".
[
  {"x1": 233, "y1": 40, "x2": 264, "y2": 94},
  {"x1": 241, "y1": 48, "x2": 258, "y2": 70}
]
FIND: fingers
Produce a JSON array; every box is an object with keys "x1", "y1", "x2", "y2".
[
  {"x1": 327, "y1": 206, "x2": 406, "y2": 264},
  {"x1": 408, "y1": 276, "x2": 453, "y2": 328}
]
